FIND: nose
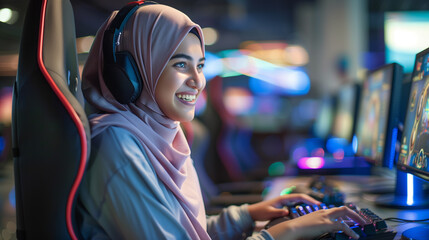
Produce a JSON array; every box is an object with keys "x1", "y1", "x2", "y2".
[{"x1": 187, "y1": 69, "x2": 206, "y2": 90}]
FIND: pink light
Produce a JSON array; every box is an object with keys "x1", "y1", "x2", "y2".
[
  {"x1": 297, "y1": 157, "x2": 325, "y2": 169},
  {"x1": 223, "y1": 87, "x2": 253, "y2": 115},
  {"x1": 333, "y1": 149, "x2": 345, "y2": 161},
  {"x1": 311, "y1": 147, "x2": 325, "y2": 157},
  {"x1": 195, "y1": 90, "x2": 207, "y2": 116}
]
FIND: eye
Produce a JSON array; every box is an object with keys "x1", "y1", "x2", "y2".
[
  {"x1": 173, "y1": 62, "x2": 186, "y2": 68},
  {"x1": 197, "y1": 63, "x2": 205, "y2": 71}
]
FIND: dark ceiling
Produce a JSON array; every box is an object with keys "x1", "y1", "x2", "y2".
[
  {"x1": 1, "y1": 0, "x2": 429, "y2": 55},
  {"x1": 1, "y1": 0, "x2": 306, "y2": 55},
  {"x1": 71, "y1": 0, "x2": 304, "y2": 52}
]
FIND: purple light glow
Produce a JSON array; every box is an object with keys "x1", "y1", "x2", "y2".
[
  {"x1": 292, "y1": 146, "x2": 309, "y2": 161},
  {"x1": 297, "y1": 157, "x2": 325, "y2": 169}
]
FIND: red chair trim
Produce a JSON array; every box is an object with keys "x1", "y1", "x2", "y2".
[
  {"x1": 128, "y1": 0, "x2": 146, "y2": 6},
  {"x1": 38, "y1": 1, "x2": 87, "y2": 239}
]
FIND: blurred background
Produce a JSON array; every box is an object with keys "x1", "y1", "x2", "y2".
[{"x1": 1, "y1": 0, "x2": 429, "y2": 239}]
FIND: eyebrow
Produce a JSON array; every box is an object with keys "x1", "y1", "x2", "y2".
[{"x1": 170, "y1": 53, "x2": 205, "y2": 62}]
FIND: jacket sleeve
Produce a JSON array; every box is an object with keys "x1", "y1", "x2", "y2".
[{"x1": 206, "y1": 204, "x2": 274, "y2": 240}]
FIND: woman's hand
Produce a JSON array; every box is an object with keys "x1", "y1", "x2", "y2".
[
  {"x1": 247, "y1": 194, "x2": 321, "y2": 221},
  {"x1": 266, "y1": 206, "x2": 366, "y2": 240}
]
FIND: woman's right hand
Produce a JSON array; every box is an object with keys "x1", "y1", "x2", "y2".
[{"x1": 266, "y1": 206, "x2": 366, "y2": 240}]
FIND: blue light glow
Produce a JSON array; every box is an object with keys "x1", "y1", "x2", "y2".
[
  {"x1": 407, "y1": 173, "x2": 414, "y2": 206},
  {"x1": 385, "y1": 11, "x2": 429, "y2": 72},
  {"x1": 204, "y1": 51, "x2": 223, "y2": 81},
  {"x1": 388, "y1": 127, "x2": 398, "y2": 169},
  {"x1": 326, "y1": 137, "x2": 348, "y2": 153},
  {"x1": 352, "y1": 135, "x2": 358, "y2": 153},
  {"x1": 9, "y1": 187, "x2": 15, "y2": 209},
  {"x1": 219, "y1": 50, "x2": 311, "y2": 95},
  {"x1": 0, "y1": 136, "x2": 4, "y2": 153},
  {"x1": 248, "y1": 77, "x2": 277, "y2": 95}
]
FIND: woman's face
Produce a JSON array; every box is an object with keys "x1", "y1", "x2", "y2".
[{"x1": 155, "y1": 33, "x2": 206, "y2": 122}]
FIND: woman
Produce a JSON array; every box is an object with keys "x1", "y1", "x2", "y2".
[{"x1": 78, "y1": 2, "x2": 364, "y2": 239}]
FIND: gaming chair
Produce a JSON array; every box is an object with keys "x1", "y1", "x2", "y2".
[{"x1": 12, "y1": 0, "x2": 90, "y2": 239}]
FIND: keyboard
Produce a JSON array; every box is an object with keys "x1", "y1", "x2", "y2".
[{"x1": 265, "y1": 202, "x2": 397, "y2": 240}]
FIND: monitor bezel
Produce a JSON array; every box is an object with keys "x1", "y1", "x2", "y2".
[{"x1": 397, "y1": 47, "x2": 429, "y2": 182}]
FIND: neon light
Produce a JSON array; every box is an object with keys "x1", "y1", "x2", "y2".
[
  {"x1": 268, "y1": 162, "x2": 286, "y2": 176},
  {"x1": 280, "y1": 186, "x2": 296, "y2": 195},
  {"x1": 204, "y1": 52, "x2": 223, "y2": 80},
  {"x1": 38, "y1": 1, "x2": 87, "y2": 238},
  {"x1": 352, "y1": 135, "x2": 358, "y2": 153},
  {"x1": 8, "y1": 187, "x2": 15, "y2": 209},
  {"x1": 219, "y1": 50, "x2": 310, "y2": 95},
  {"x1": 388, "y1": 128, "x2": 398, "y2": 169},
  {"x1": 407, "y1": 173, "x2": 414, "y2": 206},
  {"x1": 0, "y1": 136, "x2": 4, "y2": 153},
  {"x1": 297, "y1": 157, "x2": 325, "y2": 169}
]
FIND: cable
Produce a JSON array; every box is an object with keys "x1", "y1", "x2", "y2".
[{"x1": 384, "y1": 217, "x2": 429, "y2": 223}]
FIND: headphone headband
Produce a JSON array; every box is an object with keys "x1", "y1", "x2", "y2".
[
  {"x1": 105, "y1": 1, "x2": 156, "y2": 62},
  {"x1": 102, "y1": 1, "x2": 157, "y2": 104}
]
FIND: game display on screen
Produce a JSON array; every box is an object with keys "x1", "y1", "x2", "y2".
[
  {"x1": 355, "y1": 67, "x2": 393, "y2": 164},
  {"x1": 398, "y1": 50, "x2": 429, "y2": 178}
]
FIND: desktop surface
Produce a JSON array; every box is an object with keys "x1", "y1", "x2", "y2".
[{"x1": 263, "y1": 175, "x2": 429, "y2": 240}]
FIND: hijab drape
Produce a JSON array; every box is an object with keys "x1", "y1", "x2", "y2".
[{"x1": 82, "y1": 4, "x2": 209, "y2": 239}]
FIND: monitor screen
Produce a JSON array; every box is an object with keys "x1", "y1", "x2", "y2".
[
  {"x1": 354, "y1": 63, "x2": 403, "y2": 167},
  {"x1": 398, "y1": 47, "x2": 429, "y2": 182},
  {"x1": 331, "y1": 84, "x2": 360, "y2": 141}
]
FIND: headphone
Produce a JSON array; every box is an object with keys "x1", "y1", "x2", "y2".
[{"x1": 102, "y1": 1, "x2": 157, "y2": 104}]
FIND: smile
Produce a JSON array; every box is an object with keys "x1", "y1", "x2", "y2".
[{"x1": 176, "y1": 94, "x2": 197, "y2": 103}]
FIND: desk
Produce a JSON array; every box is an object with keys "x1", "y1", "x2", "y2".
[{"x1": 262, "y1": 175, "x2": 429, "y2": 240}]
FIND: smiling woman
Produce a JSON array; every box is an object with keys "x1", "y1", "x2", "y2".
[{"x1": 77, "y1": 1, "x2": 365, "y2": 240}]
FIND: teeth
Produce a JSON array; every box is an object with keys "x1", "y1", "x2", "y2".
[{"x1": 177, "y1": 94, "x2": 196, "y2": 102}]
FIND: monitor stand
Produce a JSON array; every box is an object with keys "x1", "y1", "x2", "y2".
[{"x1": 373, "y1": 170, "x2": 429, "y2": 209}]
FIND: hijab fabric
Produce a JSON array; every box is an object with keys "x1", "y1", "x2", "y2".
[{"x1": 82, "y1": 4, "x2": 209, "y2": 239}]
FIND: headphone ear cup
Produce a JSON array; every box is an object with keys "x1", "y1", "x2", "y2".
[{"x1": 103, "y1": 51, "x2": 143, "y2": 104}]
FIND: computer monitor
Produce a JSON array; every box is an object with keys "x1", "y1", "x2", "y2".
[
  {"x1": 397, "y1": 48, "x2": 429, "y2": 181},
  {"x1": 354, "y1": 63, "x2": 404, "y2": 168},
  {"x1": 384, "y1": 47, "x2": 429, "y2": 239},
  {"x1": 312, "y1": 95, "x2": 336, "y2": 140},
  {"x1": 331, "y1": 83, "x2": 361, "y2": 142},
  {"x1": 319, "y1": 84, "x2": 361, "y2": 159}
]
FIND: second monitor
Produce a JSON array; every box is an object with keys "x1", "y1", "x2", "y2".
[{"x1": 354, "y1": 63, "x2": 404, "y2": 168}]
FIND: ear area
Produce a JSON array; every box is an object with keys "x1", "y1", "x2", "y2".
[{"x1": 103, "y1": 51, "x2": 143, "y2": 104}]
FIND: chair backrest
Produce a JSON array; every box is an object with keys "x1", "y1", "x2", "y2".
[{"x1": 12, "y1": 0, "x2": 90, "y2": 239}]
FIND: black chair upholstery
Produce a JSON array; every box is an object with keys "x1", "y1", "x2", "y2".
[{"x1": 12, "y1": 0, "x2": 90, "y2": 239}]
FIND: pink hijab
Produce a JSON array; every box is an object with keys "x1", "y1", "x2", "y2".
[{"x1": 82, "y1": 3, "x2": 209, "y2": 239}]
